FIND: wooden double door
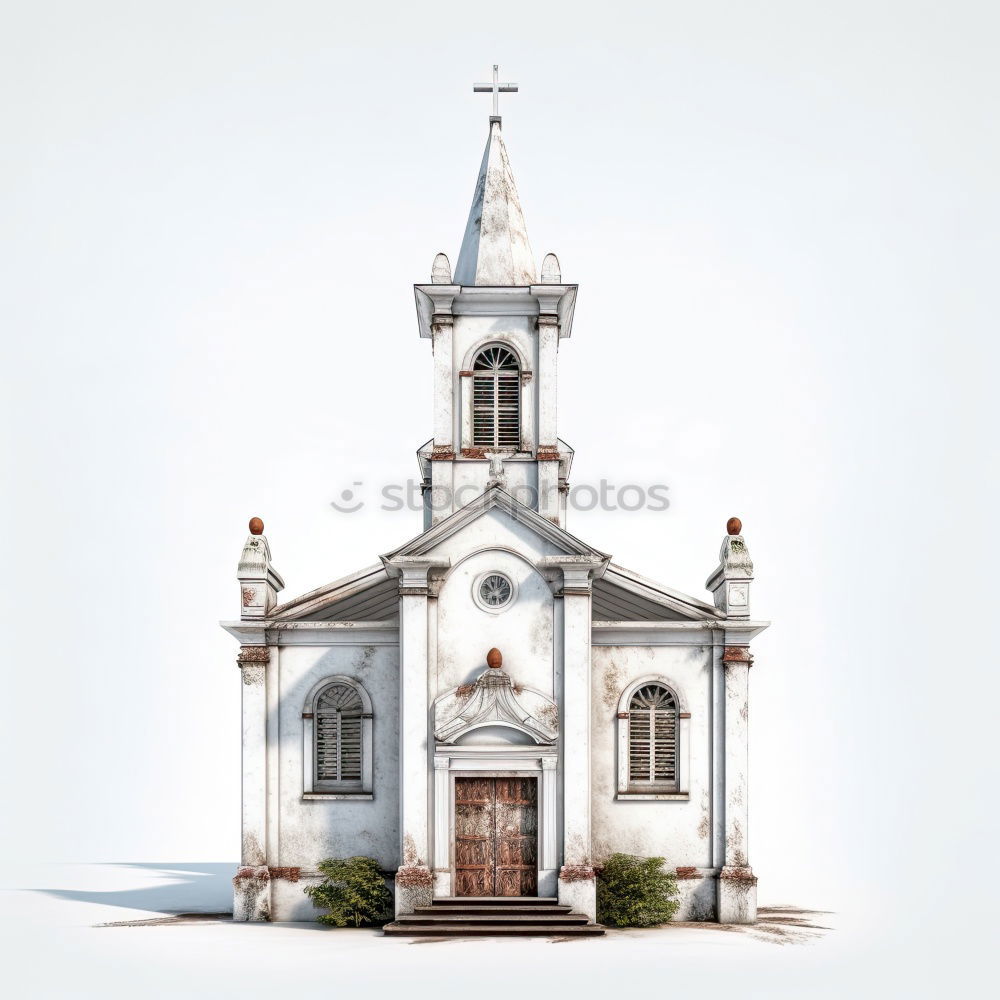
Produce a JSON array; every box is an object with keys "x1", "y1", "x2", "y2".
[{"x1": 454, "y1": 777, "x2": 538, "y2": 896}]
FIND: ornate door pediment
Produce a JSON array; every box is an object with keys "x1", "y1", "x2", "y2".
[{"x1": 434, "y1": 655, "x2": 558, "y2": 745}]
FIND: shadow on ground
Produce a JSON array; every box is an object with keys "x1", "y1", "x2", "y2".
[
  {"x1": 36, "y1": 863, "x2": 235, "y2": 915},
  {"x1": 671, "y1": 905, "x2": 833, "y2": 945}
]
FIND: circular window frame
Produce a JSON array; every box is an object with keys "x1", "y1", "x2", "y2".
[{"x1": 472, "y1": 571, "x2": 517, "y2": 614}]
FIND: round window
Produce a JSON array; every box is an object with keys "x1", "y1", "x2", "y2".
[{"x1": 474, "y1": 572, "x2": 515, "y2": 612}]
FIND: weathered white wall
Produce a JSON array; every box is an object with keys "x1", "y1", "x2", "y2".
[
  {"x1": 272, "y1": 643, "x2": 400, "y2": 891},
  {"x1": 429, "y1": 510, "x2": 561, "y2": 699},
  {"x1": 590, "y1": 644, "x2": 713, "y2": 867}
]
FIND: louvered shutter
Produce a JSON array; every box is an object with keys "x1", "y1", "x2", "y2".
[
  {"x1": 628, "y1": 684, "x2": 678, "y2": 789},
  {"x1": 628, "y1": 712, "x2": 652, "y2": 782},
  {"x1": 339, "y1": 715, "x2": 362, "y2": 782},
  {"x1": 496, "y1": 373, "x2": 520, "y2": 448},
  {"x1": 472, "y1": 346, "x2": 520, "y2": 449},
  {"x1": 315, "y1": 683, "x2": 364, "y2": 786},
  {"x1": 652, "y1": 710, "x2": 677, "y2": 783},
  {"x1": 473, "y1": 374, "x2": 496, "y2": 446}
]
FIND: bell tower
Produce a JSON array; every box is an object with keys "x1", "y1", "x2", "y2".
[{"x1": 413, "y1": 70, "x2": 578, "y2": 528}]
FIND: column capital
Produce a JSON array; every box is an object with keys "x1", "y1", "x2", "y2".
[
  {"x1": 539, "y1": 554, "x2": 609, "y2": 595},
  {"x1": 237, "y1": 645, "x2": 271, "y2": 664},
  {"x1": 381, "y1": 555, "x2": 451, "y2": 595}
]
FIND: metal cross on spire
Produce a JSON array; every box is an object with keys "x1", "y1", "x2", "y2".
[{"x1": 474, "y1": 64, "x2": 518, "y2": 120}]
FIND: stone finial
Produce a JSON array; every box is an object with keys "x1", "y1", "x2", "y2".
[
  {"x1": 705, "y1": 519, "x2": 754, "y2": 618},
  {"x1": 238, "y1": 518, "x2": 285, "y2": 620},
  {"x1": 540, "y1": 252, "x2": 561, "y2": 283},
  {"x1": 486, "y1": 647, "x2": 502, "y2": 669},
  {"x1": 431, "y1": 252, "x2": 452, "y2": 284}
]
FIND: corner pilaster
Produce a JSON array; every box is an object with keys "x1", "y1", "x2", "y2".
[
  {"x1": 717, "y1": 645, "x2": 756, "y2": 923},
  {"x1": 235, "y1": 644, "x2": 271, "y2": 921}
]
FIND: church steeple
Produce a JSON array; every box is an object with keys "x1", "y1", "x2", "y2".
[
  {"x1": 453, "y1": 120, "x2": 536, "y2": 286},
  {"x1": 413, "y1": 69, "x2": 578, "y2": 529}
]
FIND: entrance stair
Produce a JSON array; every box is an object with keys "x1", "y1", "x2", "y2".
[{"x1": 383, "y1": 896, "x2": 605, "y2": 937}]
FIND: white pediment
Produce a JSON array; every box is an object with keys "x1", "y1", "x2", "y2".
[
  {"x1": 434, "y1": 666, "x2": 558, "y2": 746},
  {"x1": 381, "y1": 485, "x2": 611, "y2": 568}
]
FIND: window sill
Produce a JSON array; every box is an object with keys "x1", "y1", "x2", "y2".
[
  {"x1": 302, "y1": 793, "x2": 374, "y2": 801},
  {"x1": 615, "y1": 792, "x2": 689, "y2": 801}
]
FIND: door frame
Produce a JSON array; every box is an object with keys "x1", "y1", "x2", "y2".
[
  {"x1": 433, "y1": 744, "x2": 559, "y2": 898},
  {"x1": 453, "y1": 775, "x2": 538, "y2": 897}
]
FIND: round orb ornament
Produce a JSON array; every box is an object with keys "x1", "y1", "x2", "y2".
[
  {"x1": 249, "y1": 517, "x2": 265, "y2": 535},
  {"x1": 726, "y1": 517, "x2": 742, "y2": 536},
  {"x1": 486, "y1": 648, "x2": 503, "y2": 669}
]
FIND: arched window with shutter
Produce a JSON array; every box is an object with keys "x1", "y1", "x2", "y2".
[
  {"x1": 472, "y1": 345, "x2": 520, "y2": 449},
  {"x1": 303, "y1": 677, "x2": 373, "y2": 798},
  {"x1": 616, "y1": 678, "x2": 689, "y2": 799},
  {"x1": 627, "y1": 684, "x2": 678, "y2": 788}
]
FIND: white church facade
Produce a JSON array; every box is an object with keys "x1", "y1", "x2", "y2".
[{"x1": 224, "y1": 84, "x2": 768, "y2": 931}]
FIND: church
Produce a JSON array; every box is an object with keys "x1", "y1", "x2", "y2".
[{"x1": 224, "y1": 71, "x2": 767, "y2": 933}]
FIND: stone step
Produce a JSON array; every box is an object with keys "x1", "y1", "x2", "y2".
[
  {"x1": 414, "y1": 904, "x2": 575, "y2": 916},
  {"x1": 432, "y1": 896, "x2": 559, "y2": 906},
  {"x1": 397, "y1": 912, "x2": 591, "y2": 924},
  {"x1": 383, "y1": 920, "x2": 605, "y2": 937}
]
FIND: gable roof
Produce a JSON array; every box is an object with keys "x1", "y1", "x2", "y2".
[
  {"x1": 594, "y1": 564, "x2": 723, "y2": 622},
  {"x1": 379, "y1": 485, "x2": 610, "y2": 565},
  {"x1": 267, "y1": 488, "x2": 722, "y2": 626},
  {"x1": 270, "y1": 564, "x2": 399, "y2": 623}
]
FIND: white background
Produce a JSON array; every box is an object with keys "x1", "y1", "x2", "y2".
[{"x1": 2, "y1": 0, "x2": 996, "y2": 993}]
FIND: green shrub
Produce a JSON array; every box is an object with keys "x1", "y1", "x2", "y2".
[
  {"x1": 304, "y1": 856, "x2": 393, "y2": 927},
  {"x1": 596, "y1": 853, "x2": 679, "y2": 927}
]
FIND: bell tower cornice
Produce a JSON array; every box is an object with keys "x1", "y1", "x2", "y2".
[{"x1": 414, "y1": 284, "x2": 578, "y2": 337}]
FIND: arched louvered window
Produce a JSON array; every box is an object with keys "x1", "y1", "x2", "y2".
[
  {"x1": 304, "y1": 679, "x2": 374, "y2": 795},
  {"x1": 473, "y1": 345, "x2": 520, "y2": 449},
  {"x1": 627, "y1": 683, "x2": 679, "y2": 790}
]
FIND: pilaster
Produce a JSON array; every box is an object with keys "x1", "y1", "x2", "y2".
[
  {"x1": 384, "y1": 555, "x2": 450, "y2": 914},
  {"x1": 431, "y1": 313, "x2": 454, "y2": 456},
  {"x1": 235, "y1": 644, "x2": 271, "y2": 922},
  {"x1": 717, "y1": 645, "x2": 757, "y2": 923},
  {"x1": 542, "y1": 554, "x2": 606, "y2": 922}
]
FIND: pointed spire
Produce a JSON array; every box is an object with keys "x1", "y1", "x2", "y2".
[{"x1": 454, "y1": 121, "x2": 536, "y2": 286}]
